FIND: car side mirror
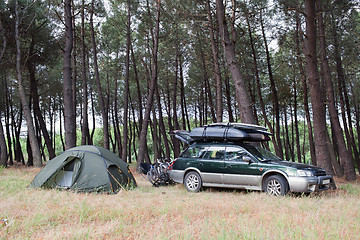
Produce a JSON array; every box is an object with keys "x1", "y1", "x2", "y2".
[{"x1": 243, "y1": 156, "x2": 252, "y2": 164}]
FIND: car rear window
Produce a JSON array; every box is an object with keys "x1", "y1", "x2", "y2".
[{"x1": 180, "y1": 146, "x2": 208, "y2": 158}]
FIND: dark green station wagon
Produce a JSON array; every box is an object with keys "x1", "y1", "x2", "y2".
[{"x1": 169, "y1": 123, "x2": 334, "y2": 196}]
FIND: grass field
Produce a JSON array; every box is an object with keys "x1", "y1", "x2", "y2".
[{"x1": 0, "y1": 164, "x2": 359, "y2": 239}]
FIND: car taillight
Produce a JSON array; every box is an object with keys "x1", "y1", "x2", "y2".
[{"x1": 168, "y1": 158, "x2": 177, "y2": 170}]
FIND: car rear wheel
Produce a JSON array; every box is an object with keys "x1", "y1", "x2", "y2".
[
  {"x1": 264, "y1": 175, "x2": 289, "y2": 196},
  {"x1": 184, "y1": 171, "x2": 202, "y2": 192}
]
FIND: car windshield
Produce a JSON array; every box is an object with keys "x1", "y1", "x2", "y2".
[{"x1": 242, "y1": 144, "x2": 282, "y2": 162}]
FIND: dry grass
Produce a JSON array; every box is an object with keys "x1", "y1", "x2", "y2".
[{"x1": 1, "y1": 164, "x2": 360, "y2": 239}]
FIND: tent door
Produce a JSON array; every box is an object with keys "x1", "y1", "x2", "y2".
[
  {"x1": 108, "y1": 165, "x2": 126, "y2": 193},
  {"x1": 55, "y1": 159, "x2": 77, "y2": 189}
]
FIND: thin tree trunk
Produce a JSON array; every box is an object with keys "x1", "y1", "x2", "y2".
[
  {"x1": 260, "y1": 9, "x2": 283, "y2": 159},
  {"x1": 0, "y1": 120, "x2": 7, "y2": 167},
  {"x1": 245, "y1": 10, "x2": 278, "y2": 152},
  {"x1": 5, "y1": 79, "x2": 13, "y2": 165},
  {"x1": 197, "y1": 35, "x2": 216, "y2": 123},
  {"x1": 155, "y1": 86, "x2": 171, "y2": 160},
  {"x1": 131, "y1": 43, "x2": 143, "y2": 130},
  {"x1": 27, "y1": 37, "x2": 56, "y2": 159},
  {"x1": 0, "y1": 20, "x2": 7, "y2": 167},
  {"x1": 81, "y1": 0, "x2": 90, "y2": 146},
  {"x1": 122, "y1": 0, "x2": 131, "y2": 161},
  {"x1": 224, "y1": 73, "x2": 234, "y2": 122},
  {"x1": 206, "y1": 0, "x2": 223, "y2": 122},
  {"x1": 294, "y1": 6, "x2": 316, "y2": 165},
  {"x1": 137, "y1": 0, "x2": 161, "y2": 168},
  {"x1": 15, "y1": 0, "x2": 42, "y2": 167},
  {"x1": 63, "y1": 0, "x2": 76, "y2": 149},
  {"x1": 293, "y1": 75, "x2": 302, "y2": 163},
  {"x1": 216, "y1": 0, "x2": 255, "y2": 124},
  {"x1": 90, "y1": 0, "x2": 109, "y2": 149}
]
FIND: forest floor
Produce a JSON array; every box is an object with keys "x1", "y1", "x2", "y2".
[{"x1": 0, "y1": 163, "x2": 360, "y2": 239}]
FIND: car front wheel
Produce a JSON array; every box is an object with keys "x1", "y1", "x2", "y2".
[
  {"x1": 264, "y1": 175, "x2": 289, "y2": 196},
  {"x1": 184, "y1": 171, "x2": 202, "y2": 192}
]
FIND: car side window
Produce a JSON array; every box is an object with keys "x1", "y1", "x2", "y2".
[
  {"x1": 225, "y1": 146, "x2": 250, "y2": 162},
  {"x1": 202, "y1": 146, "x2": 225, "y2": 160},
  {"x1": 180, "y1": 146, "x2": 208, "y2": 158}
]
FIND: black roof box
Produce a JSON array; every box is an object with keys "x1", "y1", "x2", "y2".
[{"x1": 172, "y1": 123, "x2": 272, "y2": 144}]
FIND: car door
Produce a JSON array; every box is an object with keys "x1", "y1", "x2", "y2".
[
  {"x1": 222, "y1": 146, "x2": 262, "y2": 187},
  {"x1": 198, "y1": 146, "x2": 226, "y2": 184}
]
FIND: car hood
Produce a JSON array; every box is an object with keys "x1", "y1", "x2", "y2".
[{"x1": 267, "y1": 160, "x2": 326, "y2": 172}]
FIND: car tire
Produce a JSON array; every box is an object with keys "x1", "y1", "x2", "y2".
[
  {"x1": 184, "y1": 171, "x2": 202, "y2": 192},
  {"x1": 264, "y1": 175, "x2": 289, "y2": 196}
]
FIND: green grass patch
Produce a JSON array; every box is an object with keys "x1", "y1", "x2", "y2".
[{"x1": 0, "y1": 166, "x2": 359, "y2": 239}]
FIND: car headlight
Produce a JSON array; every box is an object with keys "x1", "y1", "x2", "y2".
[{"x1": 297, "y1": 170, "x2": 314, "y2": 177}]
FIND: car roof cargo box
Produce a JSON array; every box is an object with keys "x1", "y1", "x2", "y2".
[{"x1": 190, "y1": 123, "x2": 271, "y2": 142}]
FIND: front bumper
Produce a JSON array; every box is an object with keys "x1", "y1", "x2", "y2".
[{"x1": 288, "y1": 175, "x2": 333, "y2": 193}]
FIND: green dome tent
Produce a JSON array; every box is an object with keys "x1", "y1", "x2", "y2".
[{"x1": 28, "y1": 145, "x2": 137, "y2": 193}]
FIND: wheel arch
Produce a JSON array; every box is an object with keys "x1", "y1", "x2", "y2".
[
  {"x1": 261, "y1": 170, "x2": 289, "y2": 192},
  {"x1": 183, "y1": 167, "x2": 202, "y2": 182}
]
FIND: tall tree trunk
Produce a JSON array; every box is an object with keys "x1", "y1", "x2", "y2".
[
  {"x1": 131, "y1": 43, "x2": 143, "y2": 130},
  {"x1": 294, "y1": 6, "x2": 316, "y2": 165},
  {"x1": 216, "y1": 0, "x2": 255, "y2": 124},
  {"x1": 63, "y1": 0, "x2": 76, "y2": 149},
  {"x1": 137, "y1": 0, "x2": 161, "y2": 168},
  {"x1": 155, "y1": 86, "x2": 171, "y2": 160},
  {"x1": 303, "y1": 0, "x2": 333, "y2": 174},
  {"x1": 71, "y1": 0, "x2": 77, "y2": 117},
  {"x1": 27, "y1": 37, "x2": 56, "y2": 159},
  {"x1": 90, "y1": 0, "x2": 109, "y2": 149},
  {"x1": 317, "y1": 2, "x2": 352, "y2": 179},
  {"x1": 224, "y1": 72, "x2": 234, "y2": 122},
  {"x1": 81, "y1": 0, "x2": 90, "y2": 146},
  {"x1": 197, "y1": 36, "x2": 216, "y2": 123},
  {"x1": 122, "y1": 0, "x2": 131, "y2": 161},
  {"x1": 206, "y1": 0, "x2": 223, "y2": 122},
  {"x1": 245, "y1": 10, "x2": 277, "y2": 152},
  {"x1": 15, "y1": 0, "x2": 42, "y2": 167},
  {"x1": 0, "y1": 19, "x2": 7, "y2": 167},
  {"x1": 260, "y1": 9, "x2": 283, "y2": 159},
  {"x1": 293, "y1": 75, "x2": 302, "y2": 163},
  {"x1": 0, "y1": 120, "x2": 7, "y2": 167},
  {"x1": 4, "y1": 79, "x2": 13, "y2": 165}
]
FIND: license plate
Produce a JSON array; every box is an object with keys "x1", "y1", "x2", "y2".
[{"x1": 323, "y1": 179, "x2": 330, "y2": 185}]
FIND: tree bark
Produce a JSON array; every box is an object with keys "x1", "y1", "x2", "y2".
[
  {"x1": 216, "y1": 0, "x2": 255, "y2": 124},
  {"x1": 317, "y1": 2, "x2": 353, "y2": 179},
  {"x1": 90, "y1": 0, "x2": 109, "y2": 149},
  {"x1": 206, "y1": 0, "x2": 223, "y2": 122},
  {"x1": 122, "y1": 0, "x2": 131, "y2": 161},
  {"x1": 81, "y1": 0, "x2": 90, "y2": 146},
  {"x1": 259, "y1": 9, "x2": 283, "y2": 159},
  {"x1": 303, "y1": 0, "x2": 333, "y2": 174},
  {"x1": 294, "y1": 5, "x2": 316, "y2": 165},
  {"x1": 0, "y1": 19, "x2": 7, "y2": 167},
  {"x1": 15, "y1": 0, "x2": 42, "y2": 167},
  {"x1": 27, "y1": 37, "x2": 56, "y2": 160},
  {"x1": 137, "y1": 0, "x2": 161, "y2": 169},
  {"x1": 63, "y1": 0, "x2": 76, "y2": 149},
  {"x1": 0, "y1": 120, "x2": 7, "y2": 167}
]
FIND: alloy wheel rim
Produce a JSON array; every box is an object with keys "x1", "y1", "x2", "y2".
[
  {"x1": 187, "y1": 175, "x2": 199, "y2": 190},
  {"x1": 267, "y1": 179, "x2": 281, "y2": 196}
]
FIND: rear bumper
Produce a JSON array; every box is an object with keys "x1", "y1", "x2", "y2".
[
  {"x1": 169, "y1": 170, "x2": 185, "y2": 184},
  {"x1": 288, "y1": 175, "x2": 333, "y2": 193}
]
